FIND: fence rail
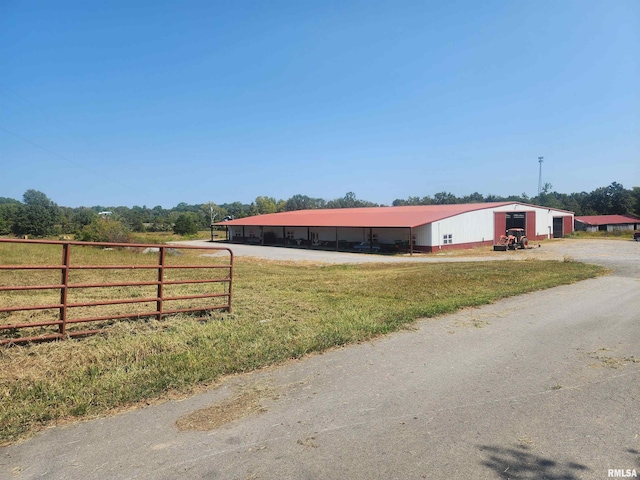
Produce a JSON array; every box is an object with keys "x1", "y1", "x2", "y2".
[{"x1": 0, "y1": 239, "x2": 233, "y2": 344}]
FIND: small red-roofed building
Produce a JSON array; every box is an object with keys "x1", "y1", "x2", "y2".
[{"x1": 574, "y1": 215, "x2": 640, "y2": 233}]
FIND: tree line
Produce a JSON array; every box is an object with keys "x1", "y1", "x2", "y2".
[{"x1": 0, "y1": 182, "x2": 638, "y2": 239}]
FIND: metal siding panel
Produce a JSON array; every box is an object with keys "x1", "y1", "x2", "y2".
[{"x1": 414, "y1": 225, "x2": 430, "y2": 246}]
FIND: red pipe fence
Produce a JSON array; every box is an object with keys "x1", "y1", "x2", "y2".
[{"x1": 0, "y1": 239, "x2": 233, "y2": 344}]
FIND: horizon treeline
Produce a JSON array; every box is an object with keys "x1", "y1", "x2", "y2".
[{"x1": 0, "y1": 182, "x2": 638, "y2": 239}]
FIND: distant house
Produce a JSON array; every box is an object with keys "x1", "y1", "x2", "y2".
[{"x1": 574, "y1": 215, "x2": 640, "y2": 232}]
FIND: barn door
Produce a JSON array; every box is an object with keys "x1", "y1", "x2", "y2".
[
  {"x1": 525, "y1": 212, "x2": 536, "y2": 240},
  {"x1": 494, "y1": 212, "x2": 507, "y2": 242}
]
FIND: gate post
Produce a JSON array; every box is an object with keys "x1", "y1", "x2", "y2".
[
  {"x1": 157, "y1": 247, "x2": 165, "y2": 321},
  {"x1": 59, "y1": 243, "x2": 71, "y2": 335}
]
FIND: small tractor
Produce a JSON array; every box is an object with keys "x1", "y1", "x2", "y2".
[{"x1": 493, "y1": 228, "x2": 529, "y2": 251}]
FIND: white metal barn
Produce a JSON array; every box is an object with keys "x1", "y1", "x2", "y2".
[{"x1": 217, "y1": 202, "x2": 574, "y2": 254}]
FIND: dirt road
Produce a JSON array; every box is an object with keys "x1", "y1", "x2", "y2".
[{"x1": 3, "y1": 239, "x2": 639, "y2": 479}]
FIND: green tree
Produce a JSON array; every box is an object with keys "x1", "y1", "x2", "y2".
[
  {"x1": 586, "y1": 182, "x2": 633, "y2": 215},
  {"x1": 70, "y1": 208, "x2": 98, "y2": 233},
  {"x1": 631, "y1": 187, "x2": 640, "y2": 216},
  {"x1": 79, "y1": 217, "x2": 133, "y2": 243},
  {"x1": 11, "y1": 190, "x2": 59, "y2": 237},
  {"x1": 432, "y1": 191, "x2": 458, "y2": 205},
  {"x1": 252, "y1": 196, "x2": 278, "y2": 215},
  {"x1": 0, "y1": 202, "x2": 20, "y2": 235},
  {"x1": 326, "y1": 192, "x2": 378, "y2": 209},
  {"x1": 284, "y1": 194, "x2": 327, "y2": 211},
  {"x1": 173, "y1": 213, "x2": 199, "y2": 235},
  {"x1": 223, "y1": 202, "x2": 251, "y2": 219}
]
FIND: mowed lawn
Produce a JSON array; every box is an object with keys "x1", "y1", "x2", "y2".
[{"x1": 0, "y1": 242, "x2": 605, "y2": 444}]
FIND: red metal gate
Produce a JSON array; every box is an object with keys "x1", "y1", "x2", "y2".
[{"x1": 0, "y1": 239, "x2": 233, "y2": 344}]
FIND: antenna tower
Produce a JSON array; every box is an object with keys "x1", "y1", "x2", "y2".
[{"x1": 537, "y1": 156, "x2": 544, "y2": 195}]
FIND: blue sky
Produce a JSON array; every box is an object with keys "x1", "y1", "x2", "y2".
[{"x1": 1, "y1": 1, "x2": 638, "y2": 208}]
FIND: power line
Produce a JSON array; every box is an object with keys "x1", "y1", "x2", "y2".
[{"x1": 0, "y1": 125, "x2": 135, "y2": 190}]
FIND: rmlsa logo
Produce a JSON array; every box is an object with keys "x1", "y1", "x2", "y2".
[{"x1": 609, "y1": 470, "x2": 638, "y2": 478}]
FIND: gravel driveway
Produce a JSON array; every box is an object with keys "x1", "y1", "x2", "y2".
[{"x1": 176, "y1": 238, "x2": 640, "y2": 272}]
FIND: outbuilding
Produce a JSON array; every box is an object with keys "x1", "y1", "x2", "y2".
[
  {"x1": 574, "y1": 215, "x2": 640, "y2": 233},
  {"x1": 217, "y1": 202, "x2": 574, "y2": 254}
]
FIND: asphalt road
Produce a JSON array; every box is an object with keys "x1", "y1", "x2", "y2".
[{"x1": 2, "y1": 239, "x2": 639, "y2": 479}]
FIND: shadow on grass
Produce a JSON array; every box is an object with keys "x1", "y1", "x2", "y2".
[{"x1": 478, "y1": 444, "x2": 589, "y2": 479}]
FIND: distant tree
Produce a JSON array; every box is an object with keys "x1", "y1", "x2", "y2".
[
  {"x1": 0, "y1": 207, "x2": 12, "y2": 235},
  {"x1": 11, "y1": 190, "x2": 59, "y2": 237},
  {"x1": 326, "y1": 192, "x2": 378, "y2": 209},
  {"x1": 460, "y1": 192, "x2": 485, "y2": 204},
  {"x1": 284, "y1": 194, "x2": 326, "y2": 211},
  {"x1": 432, "y1": 191, "x2": 458, "y2": 205},
  {"x1": 223, "y1": 202, "x2": 251, "y2": 219},
  {"x1": 70, "y1": 208, "x2": 98, "y2": 233},
  {"x1": 632, "y1": 187, "x2": 640, "y2": 216},
  {"x1": 173, "y1": 213, "x2": 199, "y2": 235},
  {"x1": 392, "y1": 195, "x2": 430, "y2": 206},
  {"x1": 484, "y1": 194, "x2": 505, "y2": 202},
  {"x1": 174, "y1": 202, "x2": 192, "y2": 212},
  {"x1": 79, "y1": 217, "x2": 133, "y2": 243},
  {"x1": 201, "y1": 202, "x2": 227, "y2": 227},
  {"x1": 585, "y1": 182, "x2": 633, "y2": 215},
  {"x1": 253, "y1": 196, "x2": 278, "y2": 215}
]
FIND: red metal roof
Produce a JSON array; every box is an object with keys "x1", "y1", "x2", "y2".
[
  {"x1": 217, "y1": 202, "x2": 517, "y2": 228},
  {"x1": 575, "y1": 215, "x2": 639, "y2": 226}
]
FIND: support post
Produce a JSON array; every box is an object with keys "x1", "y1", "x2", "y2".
[
  {"x1": 369, "y1": 227, "x2": 373, "y2": 253},
  {"x1": 410, "y1": 227, "x2": 413, "y2": 256}
]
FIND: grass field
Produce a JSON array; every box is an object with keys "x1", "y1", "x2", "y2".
[{"x1": 0, "y1": 242, "x2": 605, "y2": 444}]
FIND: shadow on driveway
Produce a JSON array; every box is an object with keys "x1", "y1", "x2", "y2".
[{"x1": 478, "y1": 444, "x2": 589, "y2": 479}]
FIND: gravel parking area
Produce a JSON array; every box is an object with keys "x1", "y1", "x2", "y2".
[{"x1": 174, "y1": 238, "x2": 640, "y2": 274}]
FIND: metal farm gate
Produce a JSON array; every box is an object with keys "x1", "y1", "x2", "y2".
[{"x1": 0, "y1": 239, "x2": 233, "y2": 344}]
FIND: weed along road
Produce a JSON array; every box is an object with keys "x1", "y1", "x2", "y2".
[{"x1": 2, "y1": 240, "x2": 639, "y2": 479}]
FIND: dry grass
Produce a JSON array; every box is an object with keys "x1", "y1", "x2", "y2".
[{"x1": 0, "y1": 242, "x2": 605, "y2": 444}]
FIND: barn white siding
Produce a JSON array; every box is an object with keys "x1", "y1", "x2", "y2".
[{"x1": 414, "y1": 204, "x2": 573, "y2": 248}]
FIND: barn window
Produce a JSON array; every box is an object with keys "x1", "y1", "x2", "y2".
[
  {"x1": 286, "y1": 231, "x2": 295, "y2": 239},
  {"x1": 443, "y1": 234, "x2": 453, "y2": 245}
]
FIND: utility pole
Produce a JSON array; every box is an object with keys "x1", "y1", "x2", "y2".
[
  {"x1": 537, "y1": 156, "x2": 544, "y2": 196},
  {"x1": 209, "y1": 204, "x2": 217, "y2": 242}
]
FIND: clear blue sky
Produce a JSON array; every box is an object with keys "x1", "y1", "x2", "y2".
[{"x1": 2, "y1": 0, "x2": 638, "y2": 208}]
